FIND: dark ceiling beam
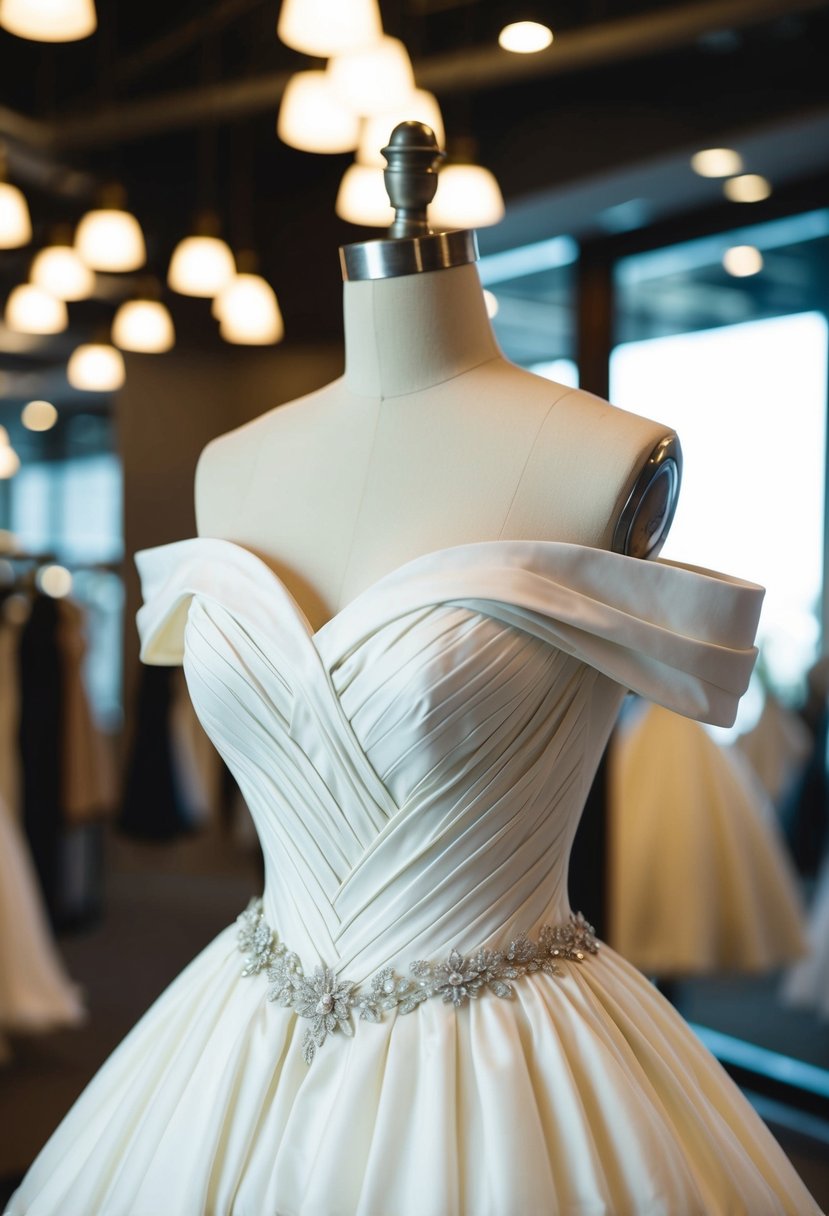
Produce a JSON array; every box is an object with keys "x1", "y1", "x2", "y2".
[{"x1": 5, "y1": 0, "x2": 828, "y2": 152}]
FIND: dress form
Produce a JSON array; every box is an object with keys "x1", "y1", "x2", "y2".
[{"x1": 196, "y1": 124, "x2": 680, "y2": 631}]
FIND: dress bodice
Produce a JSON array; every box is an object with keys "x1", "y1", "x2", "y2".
[{"x1": 136, "y1": 539, "x2": 763, "y2": 982}]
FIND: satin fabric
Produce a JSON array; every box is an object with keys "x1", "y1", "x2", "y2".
[
  {"x1": 609, "y1": 703, "x2": 807, "y2": 975},
  {"x1": 7, "y1": 538, "x2": 820, "y2": 1216}
]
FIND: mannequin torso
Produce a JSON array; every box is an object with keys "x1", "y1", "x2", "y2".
[{"x1": 196, "y1": 261, "x2": 677, "y2": 631}]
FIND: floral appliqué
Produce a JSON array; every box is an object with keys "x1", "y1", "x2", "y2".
[{"x1": 235, "y1": 897, "x2": 598, "y2": 1064}]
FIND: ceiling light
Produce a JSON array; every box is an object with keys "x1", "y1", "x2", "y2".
[
  {"x1": 336, "y1": 163, "x2": 394, "y2": 227},
  {"x1": 722, "y1": 245, "x2": 763, "y2": 277},
  {"x1": 0, "y1": 426, "x2": 8, "y2": 445},
  {"x1": 30, "y1": 244, "x2": 94, "y2": 300},
  {"x1": 277, "y1": 0, "x2": 382, "y2": 57},
  {"x1": 215, "y1": 274, "x2": 284, "y2": 345},
  {"x1": 112, "y1": 299, "x2": 175, "y2": 353},
  {"x1": 483, "y1": 289, "x2": 499, "y2": 319},
  {"x1": 67, "y1": 343, "x2": 125, "y2": 391},
  {"x1": 75, "y1": 207, "x2": 146, "y2": 272},
  {"x1": 0, "y1": 0, "x2": 96, "y2": 41},
  {"x1": 0, "y1": 444, "x2": 20, "y2": 478},
  {"x1": 168, "y1": 235, "x2": 235, "y2": 297},
  {"x1": 277, "y1": 71, "x2": 360, "y2": 154},
  {"x1": 723, "y1": 173, "x2": 771, "y2": 203},
  {"x1": 329, "y1": 37, "x2": 415, "y2": 117},
  {"x1": 357, "y1": 91, "x2": 445, "y2": 166},
  {"x1": 0, "y1": 181, "x2": 32, "y2": 248},
  {"x1": 690, "y1": 147, "x2": 743, "y2": 178},
  {"x1": 37, "y1": 564, "x2": 72, "y2": 597},
  {"x1": 5, "y1": 284, "x2": 68, "y2": 334},
  {"x1": 21, "y1": 399, "x2": 58, "y2": 431},
  {"x1": 430, "y1": 164, "x2": 505, "y2": 230},
  {"x1": 498, "y1": 21, "x2": 553, "y2": 53}
]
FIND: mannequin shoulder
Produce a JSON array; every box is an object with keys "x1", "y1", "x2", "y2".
[
  {"x1": 499, "y1": 370, "x2": 681, "y2": 553},
  {"x1": 194, "y1": 380, "x2": 345, "y2": 536}
]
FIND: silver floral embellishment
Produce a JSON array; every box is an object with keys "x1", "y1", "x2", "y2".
[
  {"x1": 292, "y1": 967, "x2": 355, "y2": 1064},
  {"x1": 236, "y1": 900, "x2": 598, "y2": 1064},
  {"x1": 356, "y1": 967, "x2": 412, "y2": 1023},
  {"x1": 236, "y1": 897, "x2": 277, "y2": 976}
]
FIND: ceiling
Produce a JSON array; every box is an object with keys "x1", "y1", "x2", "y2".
[{"x1": 1, "y1": 0, "x2": 828, "y2": 387}]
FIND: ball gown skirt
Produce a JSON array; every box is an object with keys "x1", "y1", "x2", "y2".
[
  {"x1": 609, "y1": 702, "x2": 807, "y2": 975},
  {"x1": 0, "y1": 794, "x2": 84, "y2": 1040},
  {"x1": 6, "y1": 539, "x2": 821, "y2": 1215}
]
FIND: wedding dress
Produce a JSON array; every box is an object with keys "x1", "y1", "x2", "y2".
[
  {"x1": 6, "y1": 537, "x2": 820, "y2": 1215},
  {"x1": 608, "y1": 702, "x2": 807, "y2": 975}
]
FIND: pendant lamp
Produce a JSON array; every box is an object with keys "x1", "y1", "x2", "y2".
[
  {"x1": 0, "y1": 443, "x2": 20, "y2": 478},
  {"x1": 5, "y1": 284, "x2": 68, "y2": 334},
  {"x1": 168, "y1": 235, "x2": 235, "y2": 298},
  {"x1": 0, "y1": 0, "x2": 96, "y2": 41},
  {"x1": 21, "y1": 399, "x2": 58, "y2": 431},
  {"x1": 278, "y1": 71, "x2": 359, "y2": 154},
  {"x1": 75, "y1": 186, "x2": 145, "y2": 272},
  {"x1": 335, "y1": 163, "x2": 394, "y2": 227},
  {"x1": 30, "y1": 227, "x2": 94, "y2": 300},
  {"x1": 0, "y1": 147, "x2": 32, "y2": 248},
  {"x1": 430, "y1": 163, "x2": 505, "y2": 230},
  {"x1": 112, "y1": 299, "x2": 175, "y2": 353},
  {"x1": 67, "y1": 343, "x2": 125, "y2": 392},
  {"x1": 277, "y1": 0, "x2": 381, "y2": 58},
  {"x1": 215, "y1": 274, "x2": 284, "y2": 345},
  {"x1": 357, "y1": 92, "x2": 444, "y2": 167},
  {"x1": 328, "y1": 37, "x2": 415, "y2": 117}
]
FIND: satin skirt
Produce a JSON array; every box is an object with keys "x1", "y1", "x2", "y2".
[{"x1": 6, "y1": 922, "x2": 819, "y2": 1216}]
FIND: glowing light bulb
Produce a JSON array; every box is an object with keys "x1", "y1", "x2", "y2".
[
  {"x1": 335, "y1": 163, "x2": 394, "y2": 227},
  {"x1": 498, "y1": 21, "x2": 553, "y2": 53},
  {"x1": 328, "y1": 37, "x2": 415, "y2": 117},
  {"x1": 723, "y1": 174, "x2": 771, "y2": 203},
  {"x1": 278, "y1": 71, "x2": 360, "y2": 154},
  {"x1": 357, "y1": 91, "x2": 445, "y2": 166},
  {"x1": 215, "y1": 274, "x2": 284, "y2": 345},
  {"x1": 75, "y1": 208, "x2": 146, "y2": 272},
  {"x1": 21, "y1": 400, "x2": 58, "y2": 431},
  {"x1": 37, "y1": 564, "x2": 72, "y2": 597},
  {"x1": 5, "y1": 284, "x2": 67, "y2": 334},
  {"x1": 168, "y1": 236, "x2": 235, "y2": 297},
  {"x1": 430, "y1": 164, "x2": 505, "y2": 230},
  {"x1": 722, "y1": 245, "x2": 763, "y2": 277},
  {"x1": 277, "y1": 0, "x2": 382, "y2": 57},
  {"x1": 0, "y1": 445, "x2": 20, "y2": 478},
  {"x1": 690, "y1": 147, "x2": 743, "y2": 178},
  {"x1": 30, "y1": 244, "x2": 94, "y2": 300},
  {"x1": 0, "y1": 0, "x2": 96, "y2": 41},
  {"x1": 0, "y1": 181, "x2": 32, "y2": 248},
  {"x1": 67, "y1": 343, "x2": 125, "y2": 391},
  {"x1": 112, "y1": 299, "x2": 175, "y2": 353}
]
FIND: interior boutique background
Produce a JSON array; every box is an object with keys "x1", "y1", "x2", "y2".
[{"x1": 0, "y1": 0, "x2": 828, "y2": 1209}]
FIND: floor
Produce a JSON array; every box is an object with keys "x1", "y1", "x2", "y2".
[{"x1": 1, "y1": 827, "x2": 828, "y2": 1212}]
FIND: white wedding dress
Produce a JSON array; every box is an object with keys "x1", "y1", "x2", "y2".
[{"x1": 7, "y1": 538, "x2": 820, "y2": 1216}]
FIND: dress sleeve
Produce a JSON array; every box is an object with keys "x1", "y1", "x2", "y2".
[
  {"x1": 451, "y1": 548, "x2": 764, "y2": 728},
  {"x1": 326, "y1": 542, "x2": 765, "y2": 729}
]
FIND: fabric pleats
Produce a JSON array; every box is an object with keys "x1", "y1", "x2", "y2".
[{"x1": 8, "y1": 537, "x2": 820, "y2": 1216}]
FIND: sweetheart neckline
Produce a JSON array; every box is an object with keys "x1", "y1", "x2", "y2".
[{"x1": 160, "y1": 534, "x2": 761, "y2": 648}]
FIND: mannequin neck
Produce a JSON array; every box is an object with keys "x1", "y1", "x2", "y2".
[{"x1": 343, "y1": 261, "x2": 501, "y2": 398}]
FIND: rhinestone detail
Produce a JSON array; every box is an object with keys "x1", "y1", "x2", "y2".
[{"x1": 236, "y1": 899, "x2": 599, "y2": 1065}]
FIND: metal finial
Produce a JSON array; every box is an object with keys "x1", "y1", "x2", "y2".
[
  {"x1": 382, "y1": 121, "x2": 445, "y2": 240},
  {"x1": 339, "y1": 118, "x2": 478, "y2": 282}
]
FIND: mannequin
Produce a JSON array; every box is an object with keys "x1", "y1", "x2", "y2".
[{"x1": 196, "y1": 124, "x2": 679, "y2": 629}]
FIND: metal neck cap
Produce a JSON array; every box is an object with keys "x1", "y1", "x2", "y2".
[{"x1": 340, "y1": 121, "x2": 478, "y2": 282}]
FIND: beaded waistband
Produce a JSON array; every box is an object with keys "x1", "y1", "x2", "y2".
[{"x1": 236, "y1": 898, "x2": 599, "y2": 1065}]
